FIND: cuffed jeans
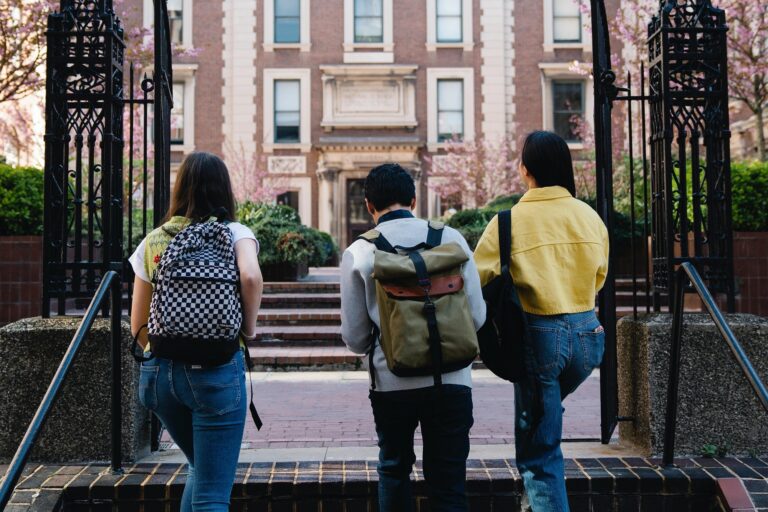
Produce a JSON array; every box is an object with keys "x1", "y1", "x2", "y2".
[
  {"x1": 370, "y1": 385, "x2": 474, "y2": 512},
  {"x1": 515, "y1": 310, "x2": 605, "y2": 512},
  {"x1": 138, "y1": 351, "x2": 247, "y2": 512}
]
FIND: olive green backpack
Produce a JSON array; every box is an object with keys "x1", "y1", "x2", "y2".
[{"x1": 359, "y1": 221, "x2": 479, "y2": 386}]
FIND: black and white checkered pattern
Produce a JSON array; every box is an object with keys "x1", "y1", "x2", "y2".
[{"x1": 148, "y1": 220, "x2": 242, "y2": 349}]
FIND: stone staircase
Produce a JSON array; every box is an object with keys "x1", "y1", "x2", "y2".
[{"x1": 249, "y1": 270, "x2": 665, "y2": 371}]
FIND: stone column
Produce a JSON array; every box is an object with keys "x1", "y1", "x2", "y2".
[{"x1": 317, "y1": 167, "x2": 340, "y2": 242}]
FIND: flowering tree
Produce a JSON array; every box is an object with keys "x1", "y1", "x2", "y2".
[
  {"x1": 224, "y1": 142, "x2": 287, "y2": 205},
  {"x1": 0, "y1": 0, "x2": 52, "y2": 104},
  {"x1": 426, "y1": 136, "x2": 523, "y2": 209}
]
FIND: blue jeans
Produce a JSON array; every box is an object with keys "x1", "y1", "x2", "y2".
[
  {"x1": 370, "y1": 385, "x2": 474, "y2": 512},
  {"x1": 138, "y1": 351, "x2": 247, "y2": 512},
  {"x1": 515, "y1": 310, "x2": 605, "y2": 512}
]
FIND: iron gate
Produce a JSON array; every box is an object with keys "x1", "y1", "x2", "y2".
[
  {"x1": 42, "y1": 0, "x2": 173, "y2": 315},
  {"x1": 591, "y1": 0, "x2": 734, "y2": 443}
]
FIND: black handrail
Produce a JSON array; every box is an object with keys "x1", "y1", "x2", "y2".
[
  {"x1": 0, "y1": 271, "x2": 123, "y2": 510},
  {"x1": 663, "y1": 262, "x2": 768, "y2": 467}
]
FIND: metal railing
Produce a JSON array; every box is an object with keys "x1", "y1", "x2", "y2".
[
  {"x1": 663, "y1": 262, "x2": 768, "y2": 467},
  {"x1": 0, "y1": 271, "x2": 123, "y2": 510}
]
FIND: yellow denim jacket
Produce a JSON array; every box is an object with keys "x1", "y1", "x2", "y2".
[{"x1": 474, "y1": 186, "x2": 609, "y2": 315}]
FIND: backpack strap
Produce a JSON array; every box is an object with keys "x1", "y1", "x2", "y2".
[
  {"x1": 498, "y1": 210, "x2": 512, "y2": 281},
  {"x1": 358, "y1": 229, "x2": 397, "y2": 254},
  {"x1": 407, "y1": 250, "x2": 443, "y2": 387},
  {"x1": 426, "y1": 221, "x2": 444, "y2": 249},
  {"x1": 241, "y1": 348, "x2": 264, "y2": 430}
]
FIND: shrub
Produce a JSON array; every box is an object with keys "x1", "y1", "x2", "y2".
[
  {"x1": 731, "y1": 161, "x2": 768, "y2": 231},
  {"x1": 237, "y1": 202, "x2": 335, "y2": 267},
  {"x1": 0, "y1": 165, "x2": 44, "y2": 236}
]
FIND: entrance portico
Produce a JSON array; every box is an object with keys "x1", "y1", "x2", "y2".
[{"x1": 317, "y1": 137, "x2": 423, "y2": 249}]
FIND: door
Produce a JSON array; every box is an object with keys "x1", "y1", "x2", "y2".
[{"x1": 347, "y1": 179, "x2": 374, "y2": 246}]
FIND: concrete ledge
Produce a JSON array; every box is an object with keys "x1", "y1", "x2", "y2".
[
  {"x1": 0, "y1": 317, "x2": 150, "y2": 463},
  {"x1": 618, "y1": 313, "x2": 768, "y2": 457}
]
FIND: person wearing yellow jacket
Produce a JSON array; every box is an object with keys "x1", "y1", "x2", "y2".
[{"x1": 474, "y1": 131, "x2": 609, "y2": 512}]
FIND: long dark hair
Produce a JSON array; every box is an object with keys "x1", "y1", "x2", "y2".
[
  {"x1": 520, "y1": 131, "x2": 577, "y2": 196},
  {"x1": 163, "y1": 152, "x2": 237, "y2": 223}
]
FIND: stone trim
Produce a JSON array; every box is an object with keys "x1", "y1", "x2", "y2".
[
  {"x1": 425, "y1": 0, "x2": 474, "y2": 52},
  {"x1": 343, "y1": 0, "x2": 394, "y2": 52},
  {"x1": 426, "y1": 67, "x2": 476, "y2": 151},
  {"x1": 262, "y1": 68, "x2": 312, "y2": 153},
  {"x1": 263, "y1": 0, "x2": 311, "y2": 52},
  {"x1": 541, "y1": 0, "x2": 591, "y2": 53}
]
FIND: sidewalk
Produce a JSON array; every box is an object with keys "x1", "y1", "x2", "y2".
[{"x1": 158, "y1": 369, "x2": 605, "y2": 453}]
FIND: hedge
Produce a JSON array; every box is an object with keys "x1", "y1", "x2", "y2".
[
  {"x1": 0, "y1": 165, "x2": 44, "y2": 236},
  {"x1": 731, "y1": 162, "x2": 768, "y2": 231}
]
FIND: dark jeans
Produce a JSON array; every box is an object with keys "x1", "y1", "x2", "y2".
[{"x1": 369, "y1": 385, "x2": 474, "y2": 512}]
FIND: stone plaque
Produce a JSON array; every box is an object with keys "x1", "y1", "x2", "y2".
[
  {"x1": 268, "y1": 156, "x2": 306, "y2": 174},
  {"x1": 338, "y1": 81, "x2": 399, "y2": 114}
]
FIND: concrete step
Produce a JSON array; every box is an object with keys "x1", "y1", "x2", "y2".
[
  {"x1": 260, "y1": 293, "x2": 341, "y2": 309},
  {"x1": 263, "y1": 281, "x2": 340, "y2": 294},
  {"x1": 248, "y1": 346, "x2": 361, "y2": 371},
  {"x1": 257, "y1": 308, "x2": 340, "y2": 326},
  {"x1": 251, "y1": 325, "x2": 342, "y2": 346}
]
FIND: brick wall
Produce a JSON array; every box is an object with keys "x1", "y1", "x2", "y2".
[
  {"x1": 734, "y1": 231, "x2": 768, "y2": 316},
  {"x1": 0, "y1": 237, "x2": 42, "y2": 325}
]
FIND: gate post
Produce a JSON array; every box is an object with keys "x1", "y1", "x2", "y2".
[
  {"x1": 647, "y1": 0, "x2": 735, "y2": 311},
  {"x1": 41, "y1": 0, "x2": 126, "y2": 314}
]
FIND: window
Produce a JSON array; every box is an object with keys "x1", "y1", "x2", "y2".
[
  {"x1": 275, "y1": 0, "x2": 300, "y2": 43},
  {"x1": 277, "y1": 191, "x2": 300, "y2": 211},
  {"x1": 552, "y1": 81, "x2": 584, "y2": 142},
  {"x1": 553, "y1": 0, "x2": 581, "y2": 43},
  {"x1": 436, "y1": 0, "x2": 462, "y2": 43},
  {"x1": 274, "y1": 80, "x2": 300, "y2": 143},
  {"x1": 168, "y1": 0, "x2": 183, "y2": 45},
  {"x1": 354, "y1": 0, "x2": 383, "y2": 43},
  {"x1": 171, "y1": 82, "x2": 185, "y2": 144},
  {"x1": 437, "y1": 79, "x2": 464, "y2": 142}
]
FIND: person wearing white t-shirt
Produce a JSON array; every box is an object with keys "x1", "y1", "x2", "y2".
[{"x1": 129, "y1": 152, "x2": 263, "y2": 512}]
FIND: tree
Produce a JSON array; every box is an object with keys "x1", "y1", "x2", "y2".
[
  {"x1": 225, "y1": 142, "x2": 287, "y2": 205},
  {"x1": 0, "y1": 0, "x2": 51, "y2": 104},
  {"x1": 426, "y1": 136, "x2": 523, "y2": 209},
  {"x1": 719, "y1": 0, "x2": 768, "y2": 161}
]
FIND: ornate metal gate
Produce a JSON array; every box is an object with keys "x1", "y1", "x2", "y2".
[
  {"x1": 591, "y1": 0, "x2": 734, "y2": 443},
  {"x1": 42, "y1": 0, "x2": 173, "y2": 315}
]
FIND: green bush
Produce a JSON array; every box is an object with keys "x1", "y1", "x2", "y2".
[
  {"x1": 237, "y1": 202, "x2": 335, "y2": 267},
  {"x1": 0, "y1": 165, "x2": 44, "y2": 236},
  {"x1": 731, "y1": 161, "x2": 768, "y2": 231}
]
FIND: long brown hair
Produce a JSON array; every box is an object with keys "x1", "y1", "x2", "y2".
[{"x1": 163, "y1": 152, "x2": 237, "y2": 223}]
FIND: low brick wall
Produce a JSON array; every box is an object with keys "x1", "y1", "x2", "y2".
[
  {"x1": 0, "y1": 236, "x2": 42, "y2": 325},
  {"x1": 734, "y1": 232, "x2": 768, "y2": 317}
]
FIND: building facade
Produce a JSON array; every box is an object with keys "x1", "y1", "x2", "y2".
[{"x1": 144, "y1": 0, "x2": 604, "y2": 249}]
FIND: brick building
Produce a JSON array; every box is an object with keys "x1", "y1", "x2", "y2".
[{"x1": 144, "y1": 0, "x2": 608, "y2": 248}]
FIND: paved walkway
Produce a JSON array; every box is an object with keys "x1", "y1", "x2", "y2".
[{"x1": 160, "y1": 369, "x2": 603, "y2": 451}]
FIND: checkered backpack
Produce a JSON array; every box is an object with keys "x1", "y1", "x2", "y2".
[{"x1": 146, "y1": 218, "x2": 243, "y2": 366}]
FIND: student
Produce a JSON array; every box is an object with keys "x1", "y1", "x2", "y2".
[
  {"x1": 474, "y1": 131, "x2": 609, "y2": 512},
  {"x1": 130, "y1": 152, "x2": 263, "y2": 512},
  {"x1": 340, "y1": 163, "x2": 486, "y2": 512}
]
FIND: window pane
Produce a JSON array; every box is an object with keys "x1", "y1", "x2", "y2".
[
  {"x1": 275, "y1": 17, "x2": 300, "y2": 43},
  {"x1": 354, "y1": 18, "x2": 383, "y2": 42},
  {"x1": 355, "y1": 0, "x2": 382, "y2": 16},
  {"x1": 438, "y1": 112, "x2": 464, "y2": 141},
  {"x1": 437, "y1": 17, "x2": 462, "y2": 42},
  {"x1": 275, "y1": 80, "x2": 300, "y2": 111},
  {"x1": 553, "y1": 82, "x2": 583, "y2": 111},
  {"x1": 277, "y1": 191, "x2": 300, "y2": 211},
  {"x1": 171, "y1": 83, "x2": 184, "y2": 144},
  {"x1": 275, "y1": 0, "x2": 300, "y2": 16},
  {"x1": 275, "y1": 112, "x2": 300, "y2": 142},
  {"x1": 167, "y1": 0, "x2": 182, "y2": 10},
  {"x1": 436, "y1": 0, "x2": 462, "y2": 16},
  {"x1": 553, "y1": 0, "x2": 580, "y2": 16},
  {"x1": 554, "y1": 18, "x2": 581, "y2": 42},
  {"x1": 438, "y1": 80, "x2": 463, "y2": 110},
  {"x1": 554, "y1": 113, "x2": 579, "y2": 141}
]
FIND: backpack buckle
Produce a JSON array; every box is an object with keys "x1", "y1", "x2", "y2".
[
  {"x1": 418, "y1": 278, "x2": 431, "y2": 288},
  {"x1": 423, "y1": 302, "x2": 436, "y2": 315}
]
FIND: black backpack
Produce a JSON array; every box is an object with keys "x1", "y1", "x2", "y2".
[{"x1": 477, "y1": 210, "x2": 529, "y2": 382}]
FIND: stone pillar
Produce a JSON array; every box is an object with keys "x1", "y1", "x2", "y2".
[
  {"x1": 317, "y1": 167, "x2": 339, "y2": 238},
  {"x1": 0, "y1": 318, "x2": 150, "y2": 463},
  {"x1": 617, "y1": 313, "x2": 768, "y2": 457}
]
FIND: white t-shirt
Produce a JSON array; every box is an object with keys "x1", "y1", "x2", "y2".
[{"x1": 128, "y1": 222, "x2": 259, "y2": 283}]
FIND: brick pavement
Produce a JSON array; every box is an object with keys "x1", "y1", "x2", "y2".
[{"x1": 161, "y1": 370, "x2": 602, "y2": 450}]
